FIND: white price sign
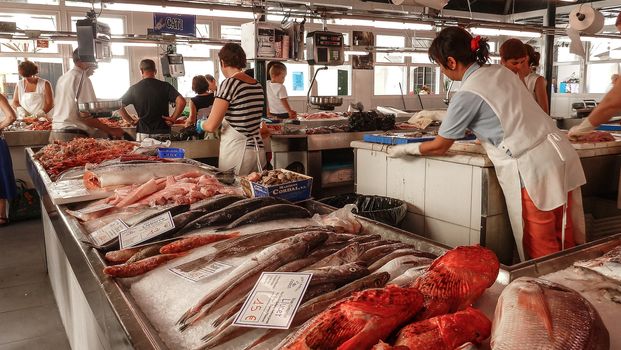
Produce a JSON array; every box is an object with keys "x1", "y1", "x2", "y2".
[
  {"x1": 169, "y1": 261, "x2": 233, "y2": 282},
  {"x1": 89, "y1": 219, "x2": 128, "y2": 246},
  {"x1": 233, "y1": 272, "x2": 312, "y2": 329},
  {"x1": 119, "y1": 212, "x2": 175, "y2": 249}
]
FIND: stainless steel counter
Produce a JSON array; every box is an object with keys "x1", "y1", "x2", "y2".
[{"x1": 26, "y1": 148, "x2": 449, "y2": 349}]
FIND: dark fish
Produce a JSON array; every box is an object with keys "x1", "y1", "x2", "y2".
[
  {"x1": 349, "y1": 234, "x2": 382, "y2": 244},
  {"x1": 125, "y1": 243, "x2": 166, "y2": 264},
  {"x1": 359, "y1": 243, "x2": 414, "y2": 264},
  {"x1": 217, "y1": 204, "x2": 312, "y2": 231},
  {"x1": 181, "y1": 197, "x2": 288, "y2": 233},
  {"x1": 306, "y1": 243, "x2": 364, "y2": 269},
  {"x1": 171, "y1": 195, "x2": 246, "y2": 233}
]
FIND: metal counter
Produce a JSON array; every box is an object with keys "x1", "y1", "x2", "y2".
[{"x1": 26, "y1": 148, "x2": 449, "y2": 349}]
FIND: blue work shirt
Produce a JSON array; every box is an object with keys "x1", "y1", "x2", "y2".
[{"x1": 439, "y1": 64, "x2": 504, "y2": 146}]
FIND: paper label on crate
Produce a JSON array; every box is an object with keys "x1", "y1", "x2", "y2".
[
  {"x1": 76, "y1": 203, "x2": 115, "y2": 215},
  {"x1": 89, "y1": 219, "x2": 128, "y2": 246},
  {"x1": 233, "y1": 272, "x2": 312, "y2": 329},
  {"x1": 119, "y1": 212, "x2": 174, "y2": 249},
  {"x1": 169, "y1": 261, "x2": 233, "y2": 282}
]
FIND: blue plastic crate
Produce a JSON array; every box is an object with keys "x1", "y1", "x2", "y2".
[
  {"x1": 157, "y1": 147, "x2": 185, "y2": 158},
  {"x1": 244, "y1": 170, "x2": 313, "y2": 202},
  {"x1": 363, "y1": 133, "x2": 476, "y2": 145},
  {"x1": 596, "y1": 124, "x2": 621, "y2": 131}
]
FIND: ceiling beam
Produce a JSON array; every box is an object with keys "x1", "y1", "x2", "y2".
[{"x1": 503, "y1": 0, "x2": 513, "y2": 15}]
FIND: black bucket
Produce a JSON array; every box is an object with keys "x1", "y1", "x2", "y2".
[{"x1": 319, "y1": 193, "x2": 408, "y2": 227}]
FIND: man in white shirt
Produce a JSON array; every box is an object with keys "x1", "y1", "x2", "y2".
[{"x1": 49, "y1": 49, "x2": 124, "y2": 142}]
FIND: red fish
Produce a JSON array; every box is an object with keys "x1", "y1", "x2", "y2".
[
  {"x1": 411, "y1": 245, "x2": 499, "y2": 320},
  {"x1": 373, "y1": 307, "x2": 492, "y2": 350},
  {"x1": 278, "y1": 285, "x2": 424, "y2": 350}
]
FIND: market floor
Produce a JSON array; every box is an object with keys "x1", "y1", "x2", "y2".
[{"x1": 0, "y1": 219, "x2": 70, "y2": 350}]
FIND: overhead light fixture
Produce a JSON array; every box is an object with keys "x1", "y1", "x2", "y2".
[
  {"x1": 470, "y1": 27, "x2": 542, "y2": 38},
  {"x1": 345, "y1": 50, "x2": 369, "y2": 56},
  {"x1": 116, "y1": 42, "x2": 158, "y2": 47}
]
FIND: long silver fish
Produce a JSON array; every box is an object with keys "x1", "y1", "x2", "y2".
[
  {"x1": 491, "y1": 277, "x2": 609, "y2": 350},
  {"x1": 375, "y1": 255, "x2": 433, "y2": 281},
  {"x1": 177, "y1": 230, "x2": 328, "y2": 329}
]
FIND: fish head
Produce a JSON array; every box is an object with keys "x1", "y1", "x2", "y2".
[
  {"x1": 372, "y1": 272, "x2": 391, "y2": 287},
  {"x1": 432, "y1": 245, "x2": 500, "y2": 288}
]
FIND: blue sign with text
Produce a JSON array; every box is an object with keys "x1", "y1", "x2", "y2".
[{"x1": 153, "y1": 13, "x2": 196, "y2": 36}]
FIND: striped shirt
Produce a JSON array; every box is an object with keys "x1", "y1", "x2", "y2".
[{"x1": 216, "y1": 77, "x2": 265, "y2": 148}]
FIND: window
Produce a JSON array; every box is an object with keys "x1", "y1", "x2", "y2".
[
  {"x1": 89, "y1": 59, "x2": 131, "y2": 99},
  {"x1": 0, "y1": 13, "x2": 58, "y2": 53},
  {"x1": 374, "y1": 66, "x2": 407, "y2": 95},
  {"x1": 313, "y1": 65, "x2": 351, "y2": 96},
  {"x1": 176, "y1": 24, "x2": 211, "y2": 57},
  {"x1": 284, "y1": 63, "x2": 309, "y2": 97},
  {"x1": 556, "y1": 44, "x2": 580, "y2": 63},
  {"x1": 177, "y1": 61, "x2": 216, "y2": 97},
  {"x1": 221, "y1": 25, "x2": 241, "y2": 41},
  {"x1": 586, "y1": 63, "x2": 619, "y2": 93},
  {"x1": 71, "y1": 16, "x2": 126, "y2": 55},
  {"x1": 410, "y1": 67, "x2": 437, "y2": 94},
  {"x1": 376, "y1": 35, "x2": 405, "y2": 63}
]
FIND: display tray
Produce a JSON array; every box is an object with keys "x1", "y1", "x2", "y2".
[{"x1": 363, "y1": 132, "x2": 476, "y2": 145}]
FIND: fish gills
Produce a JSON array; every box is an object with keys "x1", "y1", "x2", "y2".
[{"x1": 491, "y1": 277, "x2": 609, "y2": 350}]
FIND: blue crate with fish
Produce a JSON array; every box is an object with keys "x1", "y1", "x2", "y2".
[
  {"x1": 242, "y1": 169, "x2": 313, "y2": 202},
  {"x1": 596, "y1": 124, "x2": 621, "y2": 132},
  {"x1": 363, "y1": 132, "x2": 476, "y2": 145},
  {"x1": 156, "y1": 147, "x2": 185, "y2": 159}
]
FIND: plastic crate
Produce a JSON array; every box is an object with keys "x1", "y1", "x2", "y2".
[
  {"x1": 156, "y1": 147, "x2": 185, "y2": 158},
  {"x1": 363, "y1": 133, "x2": 476, "y2": 145},
  {"x1": 596, "y1": 124, "x2": 621, "y2": 131}
]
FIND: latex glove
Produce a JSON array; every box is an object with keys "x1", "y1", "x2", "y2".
[
  {"x1": 35, "y1": 110, "x2": 46, "y2": 119},
  {"x1": 16, "y1": 107, "x2": 27, "y2": 120},
  {"x1": 568, "y1": 118, "x2": 596, "y2": 139},
  {"x1": 387, "y1": 143, "x2": 421, "y2": 158},
  {"x1": 410, "y1": 110, "x2": 447, "y2": 122}
]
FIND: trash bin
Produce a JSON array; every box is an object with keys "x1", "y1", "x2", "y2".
[{"x1": 319, "y1": 193, "x2": 408, "y2": 227}]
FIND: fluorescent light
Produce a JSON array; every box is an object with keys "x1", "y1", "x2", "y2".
[
  {"x1": 373, "y1": 21, "x2": 433, "y2": 31},
  {"x1": 345, "y1": 50, "x2": 369, "y2": 56},
  {"x1": 53, "y1": 39, "x2": 77, "y2": 44},
  {"x1": 116, "y1": 42, "x2": 158, "y2": 47},
  {"x1": 470, "y1": 27, "x2": 542, "y2": 38}
]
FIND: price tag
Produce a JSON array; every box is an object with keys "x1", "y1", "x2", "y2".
[
  {"x1": 52, "y1": 179, "x2": 90, "y2": 197},
  {"x1": 76, "y1": 203, "x2": 115, "y2": 215},
  {"x1": 233, "y1": 272, "x2": 312, "y2": 329},
  {"x1": 169, "y1": 261, "x2": 233, "y2": 282},
  {"x1": 89, "y1": 219, "x2": 128, "y2": 246},
  {"x1": 119, "y1": 212, "x2": 174, "y2": 249}
]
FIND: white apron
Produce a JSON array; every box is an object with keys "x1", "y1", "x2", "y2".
[
  {"x1": 218, "y1": 120, "x2": 266, "y2": 176},
  {"x1": 461, "y1": 65, "x2": 586, "y2": 260},
  {"x1": 18, "y1": 79, "x2": 47, "y2": 115}
]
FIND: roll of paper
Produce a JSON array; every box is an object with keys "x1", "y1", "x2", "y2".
[
  {"x1": 566, "y1": 28, "x2": 586, "y2": 59},
  {"x1": 414, "y1": 0, "x2": 449, "y2": 10},
  {"x1": 569, "y1": 5, "x2": 604, "y2": 35}
]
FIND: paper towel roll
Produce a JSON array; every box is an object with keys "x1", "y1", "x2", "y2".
[
  {"x1": 569, "y1": 5, "x2": 605, "y2": 34},
  {"x1": 414, "y1": 0, "x2": 449, "y2": 10}
]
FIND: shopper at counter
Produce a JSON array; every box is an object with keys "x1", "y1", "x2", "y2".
[
  {"x1": 12, "y1": 60, "x2": 54, "y2": 119},
  {"x1": 522, "y1": 44, "x2": 549, "y2": 114},
  {"x1": 388, "y1": 27, "x2": 586, "y2": 261},
  {"x1": 0, "y1": 94, "x2": 17, "y2": 226},
  {"x1": 184, "y1": 75, "x2": 215, "y2": 128},
  {"x1": 118, "y1": 59, "x2": 186, "y2": 141},
  {"x1": 499, "y1": 38, "x2": 528, "y2": 79},
  {"x1": 50, "y1": 49, "x2": 124, "y2": 142},
  {"x1": 197, "y1": 43, "x2": 266, "y2": 175},
  {"x1": 267, "y1": 62, "x2": 297, "y2": 119}
]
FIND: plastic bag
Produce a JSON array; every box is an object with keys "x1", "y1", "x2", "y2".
[
  {"x1": 9, "y1": 180, "x2": 41, "y2": 222},
  {"x1": 312, "y1": 204, "x2": 362, "y2": 234},
  {"x1": 319, "y1": 194, "x2": 408, "y2": 227}
]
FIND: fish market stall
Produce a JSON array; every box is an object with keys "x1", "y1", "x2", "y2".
[
  {"x1": 26, "y1": 144, "x2": 455, "y2": 350},
  {"x1": 351, "y1": 136, "x2": 621, "y2": 265}
]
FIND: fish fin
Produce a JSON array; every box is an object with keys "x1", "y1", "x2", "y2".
[{"x1": 517, "y1": 284, "x2": 553, "y2": 338}]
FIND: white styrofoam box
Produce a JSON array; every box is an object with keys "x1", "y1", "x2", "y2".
[
  {"x1": 386, "y1": 156, "x2": 426, "y2": 214},
  {"x1": 469, "y1": 229, "x2": 481, "y2": 245},
  {"x1": 424, "y1": 159, "x2": 473, "y2": 227},
  {"x1": 400, "y1": 211, "x2": 426, "y2": 237},
  {"x1": 470, "y1": 167, "x2": 483, "y2": 230},
  {"x1": 425, "y1": 216, "x2": 470, "y2": 247},
  {"x1": 355, "y1": 148, "x2": 387, "y2": 196}
]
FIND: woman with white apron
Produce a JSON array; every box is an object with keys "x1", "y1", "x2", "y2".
[
  {"x1": 11, "y1": 60, "x2": 53, "y2": 119},
  {"x1": 388, "y1": 27, "x2": 586, "y2": 261},
  {"x1": 197, "y1": 43, "x2": 266, "y2": 176}
]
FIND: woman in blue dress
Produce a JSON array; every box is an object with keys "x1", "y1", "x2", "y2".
[{"x1": 0, "y1": 93, "x2": 17, "y2": 226}]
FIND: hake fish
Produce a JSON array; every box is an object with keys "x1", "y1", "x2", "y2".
[
  {"x1": 176, "y1": 230, "x2": 328, "y2": 329},
  {"x1": 491, "y1": 277, "x2": 609, "y2": 350},
  {"x1": 217, "y1": 204, "x2": 313, "y2": 231}
]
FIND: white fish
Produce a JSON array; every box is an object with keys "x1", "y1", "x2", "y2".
[
  {"x1": 390, "y1": 265, "x2": 431, "y2": 286},
  {"x1": 375, "y1": 255, "x2": 432, "y2": 281},
  {"x1": 574, "y1": 245, "x2": 621, "y2": 284},
  {"x1": 491, "y1": 277, "x2": 609, "y2": 350}
]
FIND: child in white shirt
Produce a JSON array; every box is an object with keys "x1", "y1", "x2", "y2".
[{"x1": 267, "y1": 62, "x2": 297, "y2": 119}]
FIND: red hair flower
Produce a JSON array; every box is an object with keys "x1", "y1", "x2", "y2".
[{"x1": 471, "y1": 36, "x2": 481, "y2": 52}]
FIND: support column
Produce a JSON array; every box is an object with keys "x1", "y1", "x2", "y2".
[{"x1": 544, "y1": 2, "x2": 556, "y2": 105}]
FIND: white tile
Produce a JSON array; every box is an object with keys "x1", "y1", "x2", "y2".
[
  {"x1": 355, "y1": 149, "x2": 387, "y2": 196},
  {"x1": 469, "y1": 229, "x2": 481, "y2": 245},
  {"x1": 424, "y1": 159, "x2": 473, "y2": 227},
  {"x1": 425, "y1": 217, "x2": 470, "y2": 247},
  {"x1": 470, "y1": 168, "x2": 482, "y2": 230},
  {"x1": 400, "y1": 212, "x2": 425, "y2": 236},
  {"x1": 386, "y1": 157, "x2": 425, "y2": 214}
]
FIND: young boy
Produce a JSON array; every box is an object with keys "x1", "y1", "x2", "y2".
[{"x1": 267, "y1": 62, "x2": 297, "y2": 119}]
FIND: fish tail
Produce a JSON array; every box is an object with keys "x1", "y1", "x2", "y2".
[{"x1": 176, "y1": 308, "x2": 198, "y2": 326}]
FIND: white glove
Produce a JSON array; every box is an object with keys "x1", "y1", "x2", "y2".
[
  {"x1": 387, "y1": 143, "x2": 421, "y2": 158},
  {"x1": 16, "y1": 107, "x2": 27, "y2": 120},
  {"x1": 35, "y1": 110, "x2": 46, "y2": 119},
  {"x1": 409, "y1": 110, "x2": 447, "y2": 122},
  {"x1": 568, "y1": 118, "x2": 596, "y2": 139}
]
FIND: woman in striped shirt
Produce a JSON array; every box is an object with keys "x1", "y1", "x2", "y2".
[{"x1": 198, "y1": 43, "x2": 267, "y2": 175}]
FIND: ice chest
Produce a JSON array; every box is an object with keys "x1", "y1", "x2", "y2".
[{"x1": 242, "y1": 170, "x2": 313, "y2": 202}]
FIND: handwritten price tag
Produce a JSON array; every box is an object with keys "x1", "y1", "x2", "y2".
[
  {"x1": 169, "y1": 261, "x2": 233, "y2": 282},
  {"x1": 89, "y1": 219, "x2": 128, "y2": 246},
  {"x1": 119, "y1": 212, "x2": 174, "y2": 249},
  {"x1": 233, "y1": 272, "x2": 312, "y2": 329}
]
